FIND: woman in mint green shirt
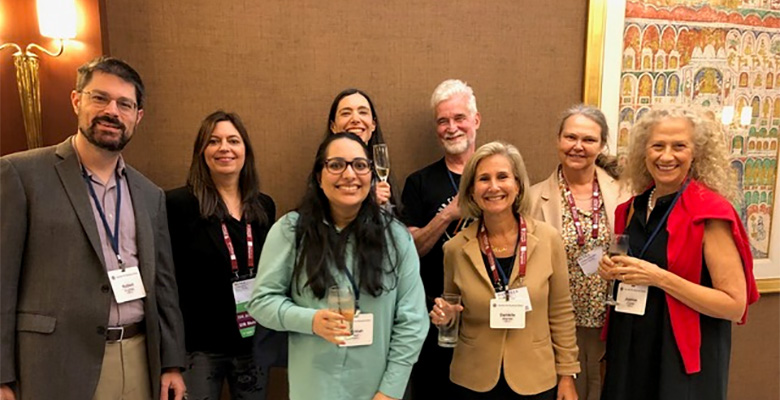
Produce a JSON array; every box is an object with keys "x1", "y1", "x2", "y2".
[{"x1": 248, "y1": 133, "x2": 428, "y2": 400}]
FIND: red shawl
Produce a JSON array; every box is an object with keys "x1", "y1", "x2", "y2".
[{"x1": 607, "y1": 179, "x2": 759, "y2": 374}]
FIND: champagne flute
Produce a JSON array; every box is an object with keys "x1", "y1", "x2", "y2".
[
  {"x1": 328, "y1": 286, "x2": 355, "y2": 337},
  {"x1": 605, "y1": 234, "x2": 629, "y2": 306},
  {"x1": 373, "y1": 144, "x2": 390, "y2": 182}
]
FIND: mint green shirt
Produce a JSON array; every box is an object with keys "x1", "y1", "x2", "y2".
[{"x1": 247, "y1": 212, "x2": 429, "y2": 400}]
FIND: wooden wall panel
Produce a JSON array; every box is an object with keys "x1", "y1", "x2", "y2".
[{"x1": 105, "y1": 0, "x2": 588, "y2": 214}]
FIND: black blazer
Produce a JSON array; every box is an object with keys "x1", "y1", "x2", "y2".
[{"x1": 166, "y1": 186, "x2": 275, "y2": 356}]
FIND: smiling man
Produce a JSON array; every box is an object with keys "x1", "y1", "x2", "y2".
[
  {"x1": 400, "y1": 79, "x2": 480, "y2": 398},
  {"x1": 0, "y1": 57, "x2": 186, "y2": 400}
]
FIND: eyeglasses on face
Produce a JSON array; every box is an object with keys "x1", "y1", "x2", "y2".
[
  {"x1": 323, "y1": 157, "x2": 372, "y2": 175},
  {"x1": 81, "y1": 90, "x2": 138, "y2": 114}
]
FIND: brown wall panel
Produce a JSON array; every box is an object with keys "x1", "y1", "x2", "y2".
[
  {"x1": 105, "y1": 0, "x2": 588, "y2": 214},
  {"x1": 730, "y1": 293, "x2": 780, "y2": 400},
  {"x1": 0, "y1": 0, "x2": 104, "y2": 156}
]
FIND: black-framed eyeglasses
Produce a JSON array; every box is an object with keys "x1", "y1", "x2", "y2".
[
  {"x1": 81, "y1": 90, "x2": 138, "y2": 114},
  {"x1": 323, "y1": 157, "x2": 372, "y2": 175}
]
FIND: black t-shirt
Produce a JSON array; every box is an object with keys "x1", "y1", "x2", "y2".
[{"x1": 401, "y1": 158, "x2": 471, "y2": 306}]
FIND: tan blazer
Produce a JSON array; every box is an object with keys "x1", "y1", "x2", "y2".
[
  {"x1": 528, "y1": 167, "x2": 628, "y2": 234},
  {"x1": 442, "y1": 218, "x2": 579, "y2": 395}
]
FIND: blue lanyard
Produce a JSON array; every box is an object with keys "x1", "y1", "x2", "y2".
[
  {"x1": 446, "y1": 169, "x2": 459, "y2": 195},
  {"x1": 82, "y1": 166, "x2": 124, "y2": 267},
  {"x1": 343, "y1": 266, "x2": 360, "y2": 311},
  {"x1": 494, "y1": 252, "x2": 517, "y2": 289},
  {"x1": 636, "y1": 179, "x2": 690, "y2": 259}
]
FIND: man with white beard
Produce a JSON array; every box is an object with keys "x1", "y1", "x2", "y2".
[{"x1": 401, "y1": 79, "x2": 480, "y2": 398}]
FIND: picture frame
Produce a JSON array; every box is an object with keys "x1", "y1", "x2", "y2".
[{"x1": 584, "y1": 0, "x2": 780, "y2": 293}]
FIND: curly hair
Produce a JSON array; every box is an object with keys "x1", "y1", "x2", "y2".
[{"x1": 624, "y1": 105, "x2": 738, "y2": 203}]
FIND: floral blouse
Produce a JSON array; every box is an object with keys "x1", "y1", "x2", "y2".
[{"x1": 558, "y1": 174, "x2": 611, "y2": 328}]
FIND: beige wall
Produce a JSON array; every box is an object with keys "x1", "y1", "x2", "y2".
[{"x1": 104, "y1": 0, "x2": 588, "y2": 214}]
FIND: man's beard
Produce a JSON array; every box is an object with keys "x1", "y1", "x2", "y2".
[
  {"x1": 442, "y1": 134, "x2": 470, "y2": 155},
  {"x1": 80, "y1": 115, "x2": 131, "y2": 152}
]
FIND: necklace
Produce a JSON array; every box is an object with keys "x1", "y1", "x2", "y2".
[{"x1": 647, "y1": 187, "x2": 657, "y2": 212}]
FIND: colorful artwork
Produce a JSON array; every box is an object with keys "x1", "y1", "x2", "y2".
[{"x1": 618, "y1": 1, "x2": 780, "y2": 258}]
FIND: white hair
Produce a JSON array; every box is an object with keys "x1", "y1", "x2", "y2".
[{"x1": 430, "y1": 79, "x2": 478, "y2": 116}]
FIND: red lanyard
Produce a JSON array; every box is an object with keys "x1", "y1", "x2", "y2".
[
  {"x1": 220, "y1": 222, "x2": 254, "y2": 279},
  {"x1": 561, "y1": 169, "x2": 601, "y2": 246},
  {"x1": 478, "y1": 216, "x2": 527, "y2": 291}
]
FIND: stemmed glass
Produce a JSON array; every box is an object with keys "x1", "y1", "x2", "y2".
[
  {"x1": 605, "y1": 234, "x2": 629, "y2": 306},
  {"x1": 328, "y1": 286, "x2": 355, "y2": 337},
  {"x1": 373, "y1": 144, "x2": 390, "y2": 182}
]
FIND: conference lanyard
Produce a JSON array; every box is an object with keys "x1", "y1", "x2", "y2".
[
  {"x1": 478, "y1": 216, "x2": 528, "y2": 293},
  {"x1": 636, "y1": 179, "x2": 691, "y2": 259},
  {"x1": 446, "y1": 169, "x2": 459, "y2": 195},
  {"x1": 82, "y1": 166, "x2": 124, "y2": 268},
  {"x1": 560, "y1": 169, "x2": 601, "y2": 246},
  {"x1": 220, "y1": 222, "x2": 254, "y2": 280},
  {"x1": 343, "y1": 266, "x2": 360, "y2": 311}
]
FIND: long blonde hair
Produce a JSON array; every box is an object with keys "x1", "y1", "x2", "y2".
[{"x1": 624, "y1": 105, "x2": 738, "y2": 203}]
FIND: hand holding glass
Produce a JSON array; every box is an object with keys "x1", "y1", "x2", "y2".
[
  {"x1": 373, "y1": 144, "x2": 390, "y2": 182},
  {"x1": 436, "y1": 293, "x2": 461, "y2": 348},
  {"x1": 605, "y1": 234, "x2": 629, "y2": 306},
  {"x1": 328, "y1": 286, "x2": 355, "y2": 337}
]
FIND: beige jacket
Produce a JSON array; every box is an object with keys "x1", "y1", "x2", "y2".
[
  {"x1": 443, "y1": 219, "x2": 580, "y2": 395},
  {"x1": 528, "y1": 166, "x2": 628, "y2": 234}
]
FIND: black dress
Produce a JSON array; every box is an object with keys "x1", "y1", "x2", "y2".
[{"x1": 601, "y1": 190, "x2": 731, "y2": 400}]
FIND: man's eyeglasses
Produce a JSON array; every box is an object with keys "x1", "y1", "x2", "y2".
[
  {"x1": 323, "y1": 157, "x2": 372, "y2": 175},
  {"x1": 81, "y1": 90, "x2": 138, "y2": 114}
]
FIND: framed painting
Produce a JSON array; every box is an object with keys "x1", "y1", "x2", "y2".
[{"x1": 585, "y1": 0, "x2": 780, "y2": 293}]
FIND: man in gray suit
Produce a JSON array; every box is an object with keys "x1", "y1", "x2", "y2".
[{"x1": 1, "y1": 57, "x2": 186, "y2": 400}]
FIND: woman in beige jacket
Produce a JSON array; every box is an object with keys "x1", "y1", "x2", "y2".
[
  {"x1": 528, "y1": 105, "x2": 629, "y2": 400},
  {"x1": 431, "y1": 142, "x2": 579, "y2": 399}
]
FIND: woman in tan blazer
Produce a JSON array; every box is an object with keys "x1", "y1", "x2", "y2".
[
  {"x1": 528, "y1": 105, "x2": 629, "y2": 400},
  {"x1": 431, "y1": 142, "x2": 579, "y2": 400}
]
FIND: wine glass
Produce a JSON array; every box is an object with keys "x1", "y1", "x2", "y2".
[
  {"x1": 328, "y1": 286, "x2": 355, "y2": 336},
  {"x1": 373, "y1": 144, "x2": 390, "y2": 182},
  {"x1": 605, "y1": 234, "x2": 629, "y2": 306}
]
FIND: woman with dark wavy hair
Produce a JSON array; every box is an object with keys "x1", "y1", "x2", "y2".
[
  {"x1": 326, "y1": 88, "x2": 396, "y2": 208},
  {"x1": 166, "y1": 110, "x2": 276, "y2": 399},
  {"x1": 248, "y1": 132, "x2": 428, "y2": 400}
]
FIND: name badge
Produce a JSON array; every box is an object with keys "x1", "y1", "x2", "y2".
[
  {"x1": 615, "y1": 283, "x2": 649, "y2": 315},
  {"x1": 108, "y1": 266, "x2": 146, "y2": 303},
  {"x1": 232, "y1": 278, "x2": 257, "y2": 338},
  {"x1": 339, "y1": 313, "x2": 374, "y2": 347},
  {"x1": 577, "y1": 248, "x2": 602, "y2": 276},
  {"x1": 489, "y1": 299, "x2": 526, "y2": 329}
]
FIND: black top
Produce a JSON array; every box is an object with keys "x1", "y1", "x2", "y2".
[
  {"x1": 401, "y1": 158, "x2": 468, "y2": 306},
  {"x1": 601, "y1": 190, "x2": 731, "y2": 400},
  {"x1": 166, "y1": 186, "x2": 276, "y2": 356}
]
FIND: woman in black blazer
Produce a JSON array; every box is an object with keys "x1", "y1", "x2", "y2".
[{"x1": 166, "y1": 110, "x2": 275, "y2": 400}]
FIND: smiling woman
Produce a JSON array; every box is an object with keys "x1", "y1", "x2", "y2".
[
  {"x1": 325, "y1": 89, "x2": 396, "y2": 208},
  {"x1": 165, "y1": 110, "x2": 277, "y2": 400},
  {"x1": 528, "y1": 104, "x2": 628, "y2": 400},
  {"x1": 598, "y1": 105, "x2": 760, "y2": 400},
  {"x1": 433, "y1": 141, "x2": 580, "y2": 400},
  {"x1": 247, "y1": 132, "x2": 428, "y2": 400}
]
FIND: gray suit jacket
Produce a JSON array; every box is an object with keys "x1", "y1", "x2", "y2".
[{"x1": 0, "y1": 138, "x2": 186, "y2": 400}]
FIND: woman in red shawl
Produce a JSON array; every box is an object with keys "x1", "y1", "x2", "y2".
[{"x1": 598, "y1": 106, "x2": 759, "y2": 400}]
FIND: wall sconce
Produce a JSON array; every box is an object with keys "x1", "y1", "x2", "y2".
[{"x1": 1, "y1": 0, "x2": 76, "y2": 149}]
